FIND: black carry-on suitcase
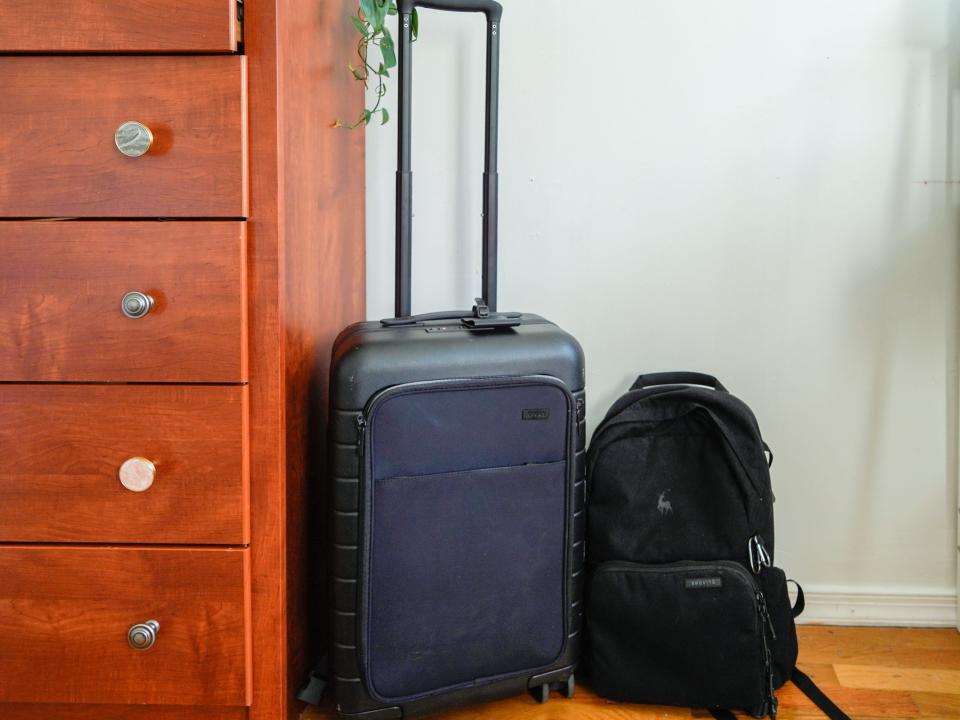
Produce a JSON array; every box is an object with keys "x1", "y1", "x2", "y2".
[{"x1": 327, "y1": 1, "x2": 585, "y2": 717}]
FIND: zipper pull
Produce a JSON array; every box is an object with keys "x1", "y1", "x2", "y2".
[
  {"x1": 355, "y1": 414, "x2": 366, "y2": 457},
  {"x1": 757, "y1": 592, "x2": 777, "y2": 640}
]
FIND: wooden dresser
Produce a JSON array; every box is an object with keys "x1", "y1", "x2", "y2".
[{"x1": 0, "y1": 2, "x2": 365, "y2": 719}]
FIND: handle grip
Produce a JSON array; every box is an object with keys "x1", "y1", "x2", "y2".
[
  {"x1": 399, "y1": 0, "x2": 502, "y2": 19},
  {"x1": 381, "y1": 308, "x2": 521, "y2": 328},
  {"x1": 630, "y1": 372, "x2": 728, "y2": 392}
]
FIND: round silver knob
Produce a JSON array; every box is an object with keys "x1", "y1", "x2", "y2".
[
  {"x1": 115, "y1": 121, "x2": 154, "y2": 158},
  {"x1": 119, "y1": 457, "x2": 156, "y2": 492},
  {"x1": 128, "y1": 620, "x2": 160, "y2": 650},
  {"x1": 121, "y1": 291, "x2": 154, "y2": 319}
]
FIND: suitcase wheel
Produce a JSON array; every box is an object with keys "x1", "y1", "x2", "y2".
[
  {"x1": 531, "y1": 683, "x2": 550, "y2": 704},
  {"x1": 562, "y1": 673, "x2": 576, "y2": 698}
]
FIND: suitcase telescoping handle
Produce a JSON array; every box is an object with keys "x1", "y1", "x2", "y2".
[{"x1": 394, "y1": 0, "x2": 503, "y2": 318}]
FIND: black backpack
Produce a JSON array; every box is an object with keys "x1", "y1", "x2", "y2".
[{"x1": 584, "y1": 372, "x2": 848, "y2": 720}]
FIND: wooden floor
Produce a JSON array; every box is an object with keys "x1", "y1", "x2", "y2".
[{"x1": 302, "y1": 626, "x2": 960, "y2": 719}]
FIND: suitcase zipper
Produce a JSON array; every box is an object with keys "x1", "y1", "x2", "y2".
[{"x1": 355, "y1": 414, "x2": 366, "y2": 456}]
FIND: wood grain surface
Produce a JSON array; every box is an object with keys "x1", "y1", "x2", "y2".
[
  {"x1": 0, "y1": 706, "x2": 246, "y2": 720},
  {"x1": 0, "y1": 221, "x2": 247, "y2": 382},
  {"x1": 0, "y1": 546, "x2": 251, "y2": 706},
  {"x1": 242, "y1": 0, "x2": 367, "y2": 718},
  {"x1": 0, "y1": 0, "x2": 237, "y2": 52},
  {"x1": 278, "y1": 0, "x2": 368, "y2": 716},
  {"x1": 0, "y1": 384, "x2": 248, "y2": 544},
  {"x1": 0, "y1": 57, "x2": 247, "y2": 218},
  {"x1": 302, "y1": 626, "x2": 960, "y2": 720}
]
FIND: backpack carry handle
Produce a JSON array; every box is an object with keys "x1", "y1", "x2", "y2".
[
  {"x1": 630, "y1": 372, "x2": 728, "y2": 392},
  {"x1": 395, "y1": 0, "x2": 503, "y2": 317}
]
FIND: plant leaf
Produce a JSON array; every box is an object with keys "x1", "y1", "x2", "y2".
[
  {"x1": 359, "y1": 0, "x2": 376, "y2": 23},
  {"x1": 381, "y1": 108, "x2": 389, "y2": 125},
  {"x1": 411, "y1": 8, "x2": 419, "y2": 39},
  {"x1": 380, "y1": 27, "x2": 397, "y2": 68},
  {"x1": 363, "y1": 109, "x2": 373, "y2": 125},
  {"x1": 348, "y1": 63, "x2": 364, "y2": 81},
  {"x1": 350, "y1": 15, "x2": 368, "y2": 35},
  {"x1": 369, "y1": 0, "x2": 389, "y2": 30}
]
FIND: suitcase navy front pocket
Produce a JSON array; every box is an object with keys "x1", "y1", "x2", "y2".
[{"x1": 358, "y1": 377, "x2": 573, "y2": 702}]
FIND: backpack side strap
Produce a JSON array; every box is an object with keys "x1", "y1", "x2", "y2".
[
  {"x1": 709, "y1": 672, "x2": 851, "y2": 720},
  {"x1": 791, "y1": 669, "x2": 852, "y2": 720}
]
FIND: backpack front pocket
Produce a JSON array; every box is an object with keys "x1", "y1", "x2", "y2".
[{"x1": 586, "y1": 560, "x2": 774, "y2": 716}]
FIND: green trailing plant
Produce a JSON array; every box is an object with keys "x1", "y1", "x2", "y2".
[{"x1": 337, "y1": 0, "x2": 418, "y2": 128}]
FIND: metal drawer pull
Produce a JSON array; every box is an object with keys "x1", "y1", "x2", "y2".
[
  {"x1": 128, "y1": 620, "x2": 160, "y2": 650},
  {"x1": 119, "y1": 457, "x2": 156, "y2": 492},
  {"x1": 115, "y1": 121, "x2": 154, "y2": 158},
  {"x1": 121, "y1": 291, "x2": 154, "y2": 319}
]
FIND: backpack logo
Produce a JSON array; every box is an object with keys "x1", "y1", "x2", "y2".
[
  {"x1": 522, "y1": 409, "x2": 550, "y2": 421},
  {"x1": 685, "y1": 577, "x2": 722, "y2": 590},
  {"x1": 657, "y1": 490, "x2": 673, "y2": 515}
]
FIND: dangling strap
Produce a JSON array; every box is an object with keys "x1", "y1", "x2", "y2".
[
  {"x1": 789, "y1": 579, "x2": 805, "y2": 618},
  {"x1": 296, "y1": 655, "x2": 329, "y2": 706},
  {"x1": 710, "y1": 579, "x2": 848, "y2": 720},
  {"x1": 791, "y1": 669, "x2": 851, "y2": 720}
]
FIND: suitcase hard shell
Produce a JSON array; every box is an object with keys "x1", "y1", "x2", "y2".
[
  {"x1": 327, "y1": 1, "x2": 584, "y2": 717},
  {"x1": 329, "y1": 317, "x2": 585, "y2": 718}
]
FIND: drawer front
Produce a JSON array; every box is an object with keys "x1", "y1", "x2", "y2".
[
  {"x1": 0, "y1": 221, "x2": 247, "y2": 382},
  {"x1": 0, "y1": 546, "x2": 251, "y2": 706},
  {"x1": 0, "y1": 385, "x2": 248, "y2": 544},
  {"x1": 0, "y1": 706, "x2": 247, "y2": 720},
  {"x1": 0, "y1": 1, "x2": 238, "y2": 52},
  {"x1": 0, "y1": 57, "x2": 247, "y2": 218}
]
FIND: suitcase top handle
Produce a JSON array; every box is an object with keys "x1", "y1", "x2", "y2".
[{"x1": 394, "y1": 0, "x2": 504, "y2": 318}]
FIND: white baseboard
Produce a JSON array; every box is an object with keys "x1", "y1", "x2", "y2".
[{"x1": 794, "y1": 589, "x2": 957, "y2": 627}]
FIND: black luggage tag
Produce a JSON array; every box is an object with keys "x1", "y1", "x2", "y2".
[
  {"x1": 460, "y1": 298, "x2": 522, "y2": 329},
  {"x1": 460, "y1": 315, "x2": 522, "y2": 329}
]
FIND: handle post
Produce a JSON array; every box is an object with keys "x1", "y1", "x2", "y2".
[
  {"x1": 396, "y1": 9, "x2": 415, "y2": 318},
  {"x1": 481, "y1": 11, "x2": 499, "y2": 311},
  {"x1": 394, "y1": 0, "x2": 503, "y2": 317}
]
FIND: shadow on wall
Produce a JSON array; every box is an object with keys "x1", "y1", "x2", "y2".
[{"x1": 843, "y1": 0, "x2": 960, "y2": 582}]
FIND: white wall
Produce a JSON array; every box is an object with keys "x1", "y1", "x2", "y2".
[{"x1": 364, "y1": 0, "x2": 960, "y2": 622}]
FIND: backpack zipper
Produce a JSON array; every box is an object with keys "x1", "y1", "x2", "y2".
[{"x1": 757, "y1": 589, "x2": 778, "y2": 719}]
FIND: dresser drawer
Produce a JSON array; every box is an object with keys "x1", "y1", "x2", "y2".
[
  {"x1": 0, "y1": 57, "x2": 247, "y2": 218},
  {"x1": 0, "y1": 221, "x2": 247, "y2": 382},
  {"x1": 0, "y1": 0, "x2": 238, "y2": 52},
  {"x1": 0, "y1": 546, "x2": 250, "y2": 706},
  {"x1": 0, "y1": 385, "x2": 248, "y2": 544}
]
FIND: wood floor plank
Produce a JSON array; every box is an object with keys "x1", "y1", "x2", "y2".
[
  {"x1": 799, "y1": 627, "x2": 960, "y2": 670},
  {"x1": 835, "y1": 664, "x2": 960, "y2": 695},
  {"x1": 911, "y1": 691, "x2": 960, "y2": 718},
  {"x1": 777, "y1": 683, "x2": 919, "y2": 717}
]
